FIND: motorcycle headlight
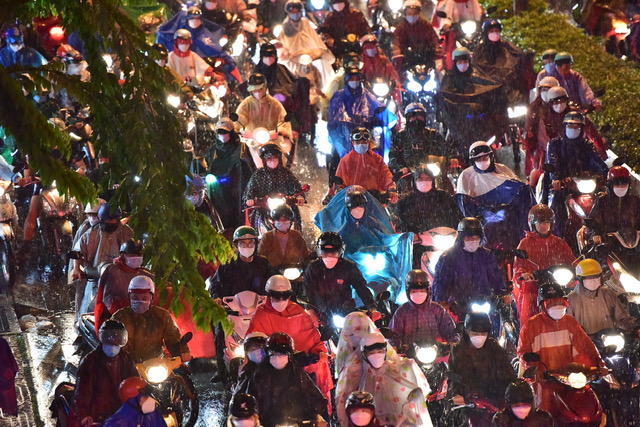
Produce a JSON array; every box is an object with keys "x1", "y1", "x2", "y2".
[
  {"x1": 219, "y1": 35, "x2": 228, "y2": 47},
  {"x1": 267, "y1": 197, "x2": 286, "y2": 211},
  {"x1": 432, "y1": 234, "x2": 455, "y2": 251},
  {"x1": 461, "y1": 20, "x2": 477, "y2": 36},
  {"x1": 311, "y1": 0, "x2": 325, "y2": 9},
  {"x1": 552, "y1": 268, "x2": 574, "y2": 287},
  {"x1": 216, "y1": 84, "x2": 228, "y2": 98},
  {"x1": 198, "y1": 104, "x2": 218, "y2": 119},
  {"x1": 372, "y1": 82, "x2": 390, "y2": 98},
  {"x1": 167, "y1": 95, "x2": 181, "y2": 108},
  {"x1": 470, "y1": 302, "x2": 491, "y2": 314},
  {"x1": 272, "y1": 24, "x2": 283, "y2": 38},
  {"x1": 603, "y1": 334, "x2": 625, "y2": 352},
  {"x1": 187, "y1": 120, "x2": 196, "y2": 134},
  {"x1": 254, "y1": 128, "x2": 271, "y2": 145},
  {"x1": 423, "y1": 78, "x2": 437, "y2": 93},
  {"x1": 416, "y1": 346, "x2": 438, "y2": 364},
  {"x1": 575, "y1": 179, "x2": 596, "y2": 194},
  {"x1": 620, "y1": 273, "x2": 640, "y2": 293},
  {"x1": 232, "y1": 33, "x2": 245, "y2": 57},
  {"x1": 234, "y1": 345, "x2": 245, "y2": 358},
  {"x1": 205, "y1": 174, "x2": 217, "y2": 184},
  {"x1": 567, "y1": 372, "x2": 587, "y2": 389},
  {"x1": 407, "y1": 79, "x2": 422, "y2": 93},
  {"x1": 508, "y1": 105, "x2": 528, "y2": 118},
  {"x1": 146, "y1": 365, "x2": 169, "y2": 383},
  {"x1": 0, "y1": 186, "x2": 5, "y2": 197},
  {"x1": 283, "y1": 267, "x2": 302, "y2": 281},
  {"x1": 332, "y1": 314, "x2": 346, "y2": 329},
  {"x1": 389, "y1": 0, "x2": 403, "y2": 12},
  {"x1": 363, "y1": 253, "x2": 387, "y2": 276},
  {"x1": 426, "y1": 163, "x2": 441, "y2": 177},
  {"x1": 102, "y1": 53, "x2": 113, "y2": 69}
]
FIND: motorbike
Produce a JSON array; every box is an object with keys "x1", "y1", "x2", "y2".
[
  {"x1": 445, "y1": 372, "x2": 501, "y2": 426},
  {"x1": 403, "y1": 61, "x2": 439, "y2": 129},
  {"x1": 369, "y1": 0, "x2": 404, "y2": 60},
  {"x1": 243, "y1": 184, "x2": 310, "y2": 235},
  {"x1": 229, "y1": 112, "x2": 294, "y2": 170},
  {"x1": 561, "y1": 173, "x2": 602, "y2": 253},
  {"x1": 506, "y1": 104, "x2": 528, "y2": 168},
  {"x1": 409, "y1": 341, "x2": 451, "y2": 426},
  {"x1": 418, "y1": 226, "x2": 457, "y2": 282},
  {"x1": 0, "y1": 179, "x2": 18, "y2": 291},
  {"x1": 468, "y1": 295, "x2": 519, "y2": 360}
]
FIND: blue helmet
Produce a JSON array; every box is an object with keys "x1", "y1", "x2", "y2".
[
  {"x1": 186, "y1": 174, "x2": 205, "y2": 190},
  {"x1": 482, "y1": 19, "x2": 502, "y2": 34},
  {"x1": 404, "y1": 102, "x2": 426, "y2": 118},
  {"x1": 5, "y1": 27, "x2": 23, "y2": 44},
  {"x1": 98, "y1": 202, "x2": 123, "y2": 221}
]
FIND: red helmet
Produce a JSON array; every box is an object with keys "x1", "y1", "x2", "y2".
[
  {"x1": 608, "y1": 166, "x2": 630, "y2": 185},
  {"x1": 118, "y1": 377, "x2": 151, "y2": 402}
]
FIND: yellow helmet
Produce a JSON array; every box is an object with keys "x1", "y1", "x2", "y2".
[{"x1": 576, "y1": 259, "x2": 602, "y2": 277}]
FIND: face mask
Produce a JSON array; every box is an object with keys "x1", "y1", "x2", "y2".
[
  {"x1": 333, "y1": 2, "x2": 346, "y2": 11},
  {"x1": 475, "y1": 158, "x2": 491, "y2": 171},
  {"x1": 351, "y1": 206, "x2": 365, "y2": 219},
  {"x1": 416, "y1": 181, "x2": 432, "y2": 193},
  {"x1": 487, "y1": 31, "x2": 501, "y2": 42},
  {"x1": 252, "y1": 91, "x2": 265, "y2": 100},
  {"x1": 248, "y1": 349, "x2": 265, "y2": 363},
  {"x1": 464, "y1": 240, "x2": 481, "y2": 253},
  {"x1": 103, "y1": 344, "x2": 121, "y2": 357},
  {"x1": 348, "y1": 80, "x2": 360, "y2": 89},
  {"x1": 218, "y1": 133, "x2": 231, "y2": 143},
  {"x1": 406, "y1": 15, "x2": 419, "y2": 24},
  {"x1": 270, "y1": 354, "x2": 289, "y2": 370},
  {"x1": 275, "y1": 220, "x2": 291, "y2": 232},
  {"x1": 565, "y1": 127, "x2": 581, "y2": 139},
  {"x1": 178, "y1": 43, "x2": 190, "y2": 53},
  {"x1": 552, "y1": 102, "x2": 566, "y2": 114},
  {"x1": 140, "y1": 397, "x2": 156, "y2": 414},
  {"x1": 367, "y1": 353, "x2": 386, "y2": 368},
  {"x1": 540, "y1": 90, "x2": 549, "y2": 103},
  {"x1": 188, "y1": 194, "x2": 203, "y2": 206},
  {"x1": 350, "y1": 409, "x2": 373, "y2": 426},
  {"x1": 469, "y1": 334, "x2": 487, "y2": 348},
  {"x1": 456, "y1": 62, "x2": 469, "y2": 73},
  {"x1": 410, "y1": 291, "x2": 428, "y2": 305},
  {"x1": 265, "y1": 158, "x2": 279, "y2": 169},
  {"x1": 189, "y1": 19, "x2": 202, "y2": 29},
  {"x1": 205, "y1": 1, "x2": 217, "y2": 10},
  {"x1": 365, "y1": 48, "x2": 377, "y2": 57},
  {"x1": 263, "y1": 56, "x2": 276, "y2": 66},
  {"x1": 354, "y1": 144, "x2": 368, "y2": 154},
  {"x1": 289, "y1": 12, "x2": 302, "y2": 21},
  {"x1": 544, "y1": 63, "x2": 555, "y2": 74},
  {"x1": 99, "y1": 222, "x2": 119, "y2": 233},
  {"x1": 322, "y1": 256, "x2": 339, "y2": 269},
  {"x1": 613, "y1": 185, "x2": 628, "y2": 197},
  {"x1": 9, "y1": 43, "x2": 23, "y2": 53},
  {"x1": 131, "y1": 300, "x2": 151, "y2": 314},
  {"x1": 234, "y1": 419, "x2": 256, "y2": 427},
  {"x1": 271, "y1": 299, "x2": 289, "y2": 312},
  {"x1": 583, "y1": 277, "x2": 601, "y2": 291},
  {"x1": 511, "y1": 404, "x2": 532, "y2": 420},
  {"x1": 88, "y1": 216, "x2": 100, "y2": 227},
  {"x1": 547, "y1": 306, "x2": 566, "y2": 320},
  {"x1": 238, "y1": 246, "x2": 255, "y2": 258},
  {"x1": 125, "y1": 256, "x2": 144, "y2": 269}
]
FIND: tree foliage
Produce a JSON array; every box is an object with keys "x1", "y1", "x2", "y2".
[{"x1": 0, "y1": 0, "x2": 234, "y2": 331}]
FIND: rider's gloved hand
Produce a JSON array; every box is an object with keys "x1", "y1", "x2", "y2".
[
  {"x1": 296, "y1": 196, "x2": 305, "y2": 206},
  {"x1": 552, "y1": 180, "x2": 562, "y2": 191},
  {"x1": 246, "y1": 199, "x2": 255, "y2": 207},
  {"x1": 81, "y1": 416, "x2": 93, "y2": 426}
]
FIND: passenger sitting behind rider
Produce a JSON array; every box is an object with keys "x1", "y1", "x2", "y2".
[
  {"x1": 258, "y1": 205, "x2": 310, "y2": 268},
  {"x1": 491, "y1": 379, "x2": 554, "y2": 426},
  {"x1": 345, "y1": 391, "x2": 382, "y2": 427},
  {"x1": 103, "y1": 377, "x2": 167, "y2": 427},
  {"x1": 227, "y1": 393, "x2": 263, "y2": 427},
  {"x1": 112, "y1": 276, "x2": 190, "y2": 364}
]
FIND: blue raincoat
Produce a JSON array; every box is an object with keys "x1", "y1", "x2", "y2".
[
  {"x1": 103, "y1": 397, "x2": 167, "y2": 427},
  {"x1": 315, "y1": 187, "x2": 413, "y2": 302}
]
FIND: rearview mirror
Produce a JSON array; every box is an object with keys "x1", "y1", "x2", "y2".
[
  {"x1": 522, "y1": 352, "x2": 540, "y2": 363},
  {"x1": 436, "y1": 11, "x2": 447, "y2": 18},
  {"x1": 229, "y1": 112, "x2": 239, "y2": 122},
  {"x1": 513, "y1": 249, "x2": 528, "y2": 260}
]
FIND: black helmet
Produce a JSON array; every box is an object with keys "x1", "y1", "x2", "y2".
[
  {"x1": 260, "y1": 43, "x2": 277, "y2": 57},
  {"x1": 259, "y1": 143, "x2": 282, "y2": 160},
  {"x1": 350, "y1": 126, "x2": 371, "y2": 142},
  {"x1": 345, "y1": 191, "x2": 367, "y2": 210},
  {"x1": 270, "y1": 204, "x2": 294, "y2": 221},
  {"x1": 342, "y1": 52, "x2": 361, "y2": 69},
  {"x1": 316, "y1": 231, "x2": 345, "y2": 256},
  {"x1": 482, "y1": 19, "x2": 502, "y2": 34},
  {"x1": 464, "y1": 312, "x2": 491, "y2": 333},
  {"x1": 98, "y1": 202, "x2": 123, "y2": 221},
  {"x1": 152, "y1": 43, "x2": 168, "y2": 60},
  {"x1": 99, "y1": 320, "x2": 128, "y2": 346},
  {"x1": 537, "y1": 282, "x2": 565, "y2": 306},
  {"x1": 344, "y1": 65, "x2": 362, "y2": 79},
  {"x1": 243, "y1": 332, "x2": 268, "y2": 351},
  {"x1": 505, "y1": 379, "x2": 534, "y2": 405},
  {"x1": 346, "y1": 391, "x2": 375, "y2": 413},
  {"x1": 457, "y1": 217, "x2": 483, "y2": 238},
  {"x1": 413, "y1": 165, "x2": 435, "y2": 181},
  {"x1": 187, "y1": 6, "x2": 203, "y2": 19},
  {"x1": 247, "y1": 73, "x2": 267, "y2": 91},
  {"x1": 563, "y1": 111, "x2": 586, "y2": 126},
  {"x1": 229, "y1": 393, "x2": 259, "y2": 418},
  {"x1": 265, "y1": 332, "x2": 295, "y2": 354},
  {"x1": 469, "y1": 141, "x2": 493, "y2": 160},
  {"x1": 120, "y1": 239, "x2": 144, "y2": 255},
  {"x1": 528, "y1": 204, "x2": 554, "y2": 231},
  {"x1": 406, "y1": 269, "x2": 430, "y2": 291}
]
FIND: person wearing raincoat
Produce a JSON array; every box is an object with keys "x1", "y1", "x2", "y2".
[
  {"x1": 0, "y1": 336, "x2": 19, "y2": 417},
  {"x1": 335, "y1": 312, "x2": 389, "y2": 375},
  {"x1": 336, "y1": 332, "x2": 433, "y2": 426}
]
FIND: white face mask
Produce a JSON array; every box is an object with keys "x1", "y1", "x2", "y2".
[
  {"x1": 416, "y1": 180, "x2": 432, "y2": 193},
  {"x1": 234, "y1": 419, "x2": 256, "y2": 427},
  {"x1": 547, "y1": 306, "x2": 566, "y2": 320},
  {"x1": 275, "y1": 220, "x2": 291, "y2": 232},
  {"x1": 9, "y1": 43, "x2": 23, "y2": 53},
  {"x1": 265, "y1": 158, "x2": 279, "y2": 169},
  {"x1": 583, "y1": 277, "x2": 601, "y2": 291},
  {"x1": 475, "y1": 158, "x2": 491, "y2": 171},
  {"x1": 456, "y1": 61, "x2": 469, "y2": 73},
  {"x1": 130, "y1": 300, "x2": 151, "y2": 314},
  {"x1": 271, "y1": 299, "x2": 289, "y2": 312},
  {"x1": 238, "y1": 246, "x2": 255, "y2": 258},
  {"x1": 406, "y1": 15, "x2": 419, "y2": 24},
  {"x1": 348, "y1": 80, "x2": 360, "y2": 89},
  {"x1": 365, "y1": 48, "x2": 377, "y2": 57},
  {"x1": 177, "y1": 43, "x2": 190, "y2": 53},
  {"x1": 540, "y1": 90, "x2": 549, "y2": 103},
  {"x1": 89, "y1": 216, "x2": 100, "y2": 227},
  {"x1": 511, "y1": 404, "x2": 532, "y2": 420},
  {"x1": 410, "y1": 291, "x2": 428, "y2": 305},
  {"x1": 188, "y1": 19, "x2": 202, "y2": 29},
  {"x1": 463, "y1": 240, "x2": 481, "y2": 253},
  {"x1": 552, "y1": 102, "x2": 566, "y2": 114},
  {"x1": 469, "y1": 334, "x2": 487, "y2": 348},
  {"x1": 248, "y1": 349, "x2": 265, "y2": 363},
  {"x1": 103, "y1": 344, "x2": 121, "y2": 357},
  {"x1": 351, "y1": 206, "x2": 365, "y2": 219},
  {"x1": 289, "y1": 12, "x2": 302, "y2": 21},
  {"x1": 354, "y1": 144, "x2": 368, "y2": 155},
  {"x1": 270, "y1": 354, "x2": 289, "y2": 370},
  {"x1": 125, "y1": 256, "x2": 144, "y2": 269},
  {"x1": 322, "y1": 256, "x2": 339, "y2": 269},
  {"x1": 205, "y1": 1, "x2": 217, "y2": 10},
  {"x1": 544, "y1": 63, "x2": 555, "y2": 74},
  {"x1": 367, "y1": 353, "x2": 386, "y2": 368},
  {"x1": 263, "y1": 56, "x2": 276, "y2": 66},
  {"x1": 565, "y1": 127, "x2": 581, "y2": 139},
  {"x1": 333, "y1": 2, "x2": 345, "y2": 11},
  {"x1": 140, "y1": 397, "x2": 156, "y2": 414},
  {"x1": 487, "y1": 31, "x2": 501, "y2": 42},
  {"x1": 252, "y1": 91, "x2": 265, "y2": 100},
  {"x1": 350, "y1": 409, "x2": 373, "y2": 426},
  {"x1": 613, "y1": 185, "x2": 629, "y2": 197},
  {"x1": 218, "y1": 133, "x2": 231, "y2": 143}
]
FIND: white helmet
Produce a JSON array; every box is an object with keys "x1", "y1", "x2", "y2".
[
  {"x1": 265, "y1": 275, "x2": 292, "y2": 292},
  {"x1": 84, "y1": 198, "x2": 106, "y2": 214},
  {"x1": 128, "y1": 275, "x2": 155, "y2": 294},
  {"x1": 403, "y1": 0, "x2": 421, "y2": 9},
  {"x1": 538, "y1": 76, "x2": 559, "y2": 89},
  {"x1": 360, "y1": 332, "x2": 387, "y2": 353}
]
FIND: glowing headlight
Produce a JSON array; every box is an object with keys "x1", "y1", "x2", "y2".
[
  {"x1": 234, "y1": 345, "x2": 245, "y2": 358},
  {"x1": 508, "y1": 105, "x2": 528, "y2": 118},
  {"x1": 254, "y1": 128, "x2": 271, "y2": 145},
  {"x1": 205, "y1": 174, "x2": 217, "y2": 184},
  {"x1": 267, "y1": 197, "x2": 286, "y2": 211},
  {"x1": 576, "y1": 179, "x2": 597, "y2": 194},
  {"x1": 0, "y1": 187, "x2": 5, "y2": 197},
  {"x1": 363, "y1": 253, "x2": 387, "y2": 276},
  {"x1": 620, "y1": 273, "x2": 640, "y2": 293},
  {"x1": 102, "y1": 54, "x2": 113, "y2": 69},
  {"x1": 232, "y1": 33, "x2": 245, "y2": 57},
  {"x1": 423, "y1": 78, "x2": 437, "y2": 92},
  {"x1": 470, "y1": 302, "x2": 491, "y2": 314},
  {"x1": 416, "y1": 346, "x2": 438, "y2": 364},
  {"x1": 146, "y1": 365, "x2": 169, "y2": 383},
  {"x1": 603, "y1": 334, "x2": 625, "y2": 352},
  {"x1": 167, "y1": 95, "x2": 181, "y2": 108},
  {"x1": 272, "y1": 25, "x2": 283, "y2": 38},
  {"x1": 461, "y1": 20, "x2": 477, "y2": 36},
  {"x1": 216, "y1": 84, "x2": 228, "y2": 98},
  {"x1": 333, "y1": 314, "x2": 346, "y2": 329},
  {"x1": 426, "y1": 163, "x2": 441, "y2": 177},
  {"x1": 433, "y1": 234, "x2": 455, "y2": 251},
  {"x1": 568, "y1": 372, "x2": 587, "y2": 389},
  {"x1": 198, "y1": 104, "x2": 218, "y2": 118},
  {"x1": 552, "y1": 268, "x2": 574, "y2": 287},
  {"x1": 283, "y1": 267, "x2": 302, "y2": 281},
  {"x1": 311, "y1": 0, "x2": 325, "y2": 9},
  {"x1": 389, "y1": 0, "x2": 403, "y2": 12},
  {"x1": 407, "y1": 80, "x2": 422, "y2": 93},
  {"x1": 187, "y1": 121, "x2": 196, "y2": 134},
  {"x1": 134, "y1": 175, "x2": 142, "y2": 183},
  {"x1": 219, "y1": 36, "x2": 228, "y2": 47},
  {"x1": 613, "y1": 20, "x2": 630, "y2": 35},
  {"x1": 372, "y1": 83, "x2": 390, "y2": 97}
]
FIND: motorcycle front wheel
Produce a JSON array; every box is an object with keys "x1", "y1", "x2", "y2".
[
  {"x1": 0, "y1": 238, "x2": 15, "y2": 292},
  {"x1": 171, "y1": 374, "x2": 200, "y2": 427}
]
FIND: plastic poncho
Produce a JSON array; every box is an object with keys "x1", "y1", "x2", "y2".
[
  {"x1": 455, "y1": 163, "x2": 535, "y2": 251},
  {"x1": 336, "y1": 355, "x2": 433, "y2": 426},
  {"x1": 103, "y1": 396, "x2": 167, "y2": 427},
  {"x1": 315, "y1": 187, "x2": 413, "y2": 301},
  {"x1": 0, "y1": 337, "x2": 19, "y2": 417},
  {"x1": 156, "y1": 11, "x2": 226, "y2": 57},
  {"x1": 235, "y1": 94, "x2": 292, "y2": 140}
]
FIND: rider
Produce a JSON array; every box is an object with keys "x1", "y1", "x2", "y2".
[
  {"x1": 547, "y1": 52, "x2": 602, "y2": 111},
  {"x1": 74, "y1": 320, "x2": 139, "y2": 426},
  {"x1": 257, "y1": 205, "x2": 310, "y2": 268},
  {"x1": 567, "y1": 259, "x2": 638, "y2": 335},
  {"x1": 186, "y1": 174, "x2": 224, "y2": 231},
  {"x1": 534, "y1": 49, "x2": 558, "y2": 86},
  {"x1": 254, "y1": 43, "x2": 297, "y2": 112},
  {"x1": 237, "y1": 332, "x2": 268, "y2": 383},
  {"x1": 389, "y1": 269, "x2": 459, "y2": 349},
  {"x1": 590, "y1": 166, "x2": 640, "y2": 239},
  {"x1": 227, "y1": 393, "x2": 262, "y2": 427},
  {"x1": 112, "y1": 276, "x2": 191, "y2": 363},
  {"x1": 491, "y1": 379, "x2": 554, "y2": 426},
  {"x1": 320, "y1": 0, "x2": 371, "y2": 55},
  {"x1": 0, "y1": 27, "x2": 47, "y2": 68},
  {"x1": 359, "y1": 34, "x2": 399, "y2": 84},
  {"x1": 235, "y1": 332, "x2": 328, "y2": 427},
  {"x1": 103, "y1": 377, "x2": 166, "y2": 427},
  {"x1": 345, "y1": 391, "x2": 382, "y2": 427},
  {"x1": 513, "y1": 204, "x2": 575, "y2": 326},
  {"x1": 392, "y1": 0, "x2": 439, "y2": 69},
  {"x1": 335, "y1": 312, "x2": 384, "y2": 375},
  {"x1": 166, "y1": 29, "x2": 215, "y2": 86},
  {"x1": 523, "y1": 76, "x2": 559, "y2": 178}
]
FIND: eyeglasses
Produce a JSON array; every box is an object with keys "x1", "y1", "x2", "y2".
[
  {"x1": 268, "y1": 290, "x2": 292, "y2": 300},
  {"x1": 351, "y1": 131, "x2": 371, "y2": 141}
]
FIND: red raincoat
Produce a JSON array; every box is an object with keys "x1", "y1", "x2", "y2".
[{"x1": 335, "y1": 149, "x2": 394, "y2": 192}]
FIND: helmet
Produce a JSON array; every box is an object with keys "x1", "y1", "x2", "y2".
[
  {"x1": 99, "y1": 320, "x2": 128, "y2": 346},
  {"x1": 404, "y1": 102, "x2": 427, "y2": 118},
  {"x1": 233, "y1": 226, "x2": 258, "y2": 242},
  {"x1": 120, "y1": 239, "x2": 144, "y2": 255},
  {"x1": 152, "y1": 43, "x2": 169, "y2": 60},
  {"x1": 359, "y1": 34, "x2": 378, "y2": 46},
  {"x1": 265, "y1": 332, "x2": 295, "y2": 354},
  {"x1": 345, "y1": 191, "x2": 367, "y2": 210},
  {"x1": 285, "y1": 0, "x2": 304, "y2": 11},
  {"x1": 413, "y1": 165, "x2": 435, "y2": 181},
  {"x1": 537, "y1": 282, "x2": 566, "y2": 306},
  {"x1": 128, "y1": 275, "x2": 155, "y2": 294},
  {"x1": 260, "y1": 43, "x2": 277, "y2": 57},
  {"x1": 174, "y1": 29, "x2": 192, "y2": 40},
  {"x1": 403, "y1": 0, "x2": 422, "y2": 10},
  {"x1": 265, "y1": 275, "x2": 292, "y2": 292},
  {"x1": 4, "y1": 27, "x2": 23, "y2": 44},
  {"x1": 464, "y1": 312, "x2": 491, "y2": 333},
  {"x1": 608, "y1": 166, "x2": 631, "y2": 186},
  {"x1": 541, "y1": 49, "x2": 558, "y2": 61},
  {"x1": 563, "y1": 111, "x2": 585, "y2": 126},
  {"x1": 469, "y1": 141, "x2": 492, "y2": 160},
  {"x1": 186, "y1": 174, "x2": 206, "y2": 190},
  {"x1": 243, "y1": 332, "x2": 268, "y2": 350},
  {"x1": 247, "y1": 73, "x2": 266, "y2": 92},
  {"x1": 118, "y1": 377, "x2": 151, "y2": 402},
  {"x1": 505, "y1": 379, "x2": 534, "y2": 405},
  {"x1": 528, "y1": 204, "x2": 555, "y2": 231},
  {"x1": 350, "y1": 126, "x2": 371, "y2": 142},
  {"x1": 187, "y1": 6, "x2": 203, "y2": 19},
  {"x1": 538, "y1": 76, "x2": 559, "y2": 89},
  {"x1": 56, "y1": 44, "x2": 74, "y2": 58},
  {"x1": 360, "y1": 332, "x2": 387, "y2": 353},
  {"x1": 346, "y1": 391, "x2": 375, "y2": 413},
  {"x1": 342, "y1": 52, "x2": 361, "y2": 68},
  {"x1": 547, "y1": 86, "x2": 568, "y2": 103},
  {"x1": 316, "y1": 232, "x2": 345, "y2": 256},
  {"x1": 230, "y1": 393, "x2": 259, "y2": 418},
  {"x1": 344, "y1": 65, "x2": 362, "y2": 79},
  {"x1": 452, "y1": 47, "x2": 471, "y2": 61},
  {"x1": 554, "y1": 51, "x2": 573, "y2": 64},
  {"x1": 482, "y1": 19, "x2": 502, "y2": 34},
  {"x1": 406, "y1": 269, "x2": 430, "y2": 291},
  {"x1": 270, "y1": 204, "x2": 294, "y2": 221},
  {"x1": 576, "y1": 258, "x2": 602, "y2": 277},
  {"x1": 84, "y1": 198, "x2": 106, "y2": 214},
  {"x1": 259, "y1": 143, "x2": 282, "y2": 160},
  {"x1": 216, "y1": 117, "x2": 234, "y2": 132},
  {"x1": 97, "y1": 203, "x2": 122, "y2": 221},
  {"x1": 457, "y1": 217, "x2": 484, "y2": 238}
]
